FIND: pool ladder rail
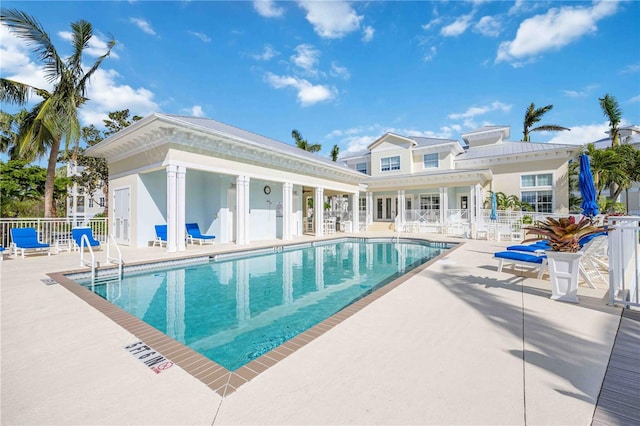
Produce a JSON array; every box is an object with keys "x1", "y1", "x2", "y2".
[{"x1": 79, "y1": 234, "x2": 124, "y2": 282}]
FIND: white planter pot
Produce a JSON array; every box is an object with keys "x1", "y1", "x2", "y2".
[{"x1": 545, "y1": 251, "x2": 582, "y2": 303}]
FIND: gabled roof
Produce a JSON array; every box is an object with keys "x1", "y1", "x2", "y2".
[
  {"x1": 461, "y1": 126, "x2": 510, "y2": 145},
  {"x1": 85, "y1": 113, "x2": 364, "y2": 183},
  {"x1": 367, "y1": 132, "x2": 416, "y2": 150},
  {"x1": 340, "y1": 135, "x2": 463, "y2": 161}
]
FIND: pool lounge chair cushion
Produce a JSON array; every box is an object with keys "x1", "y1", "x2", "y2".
[
  {"x1": 154, "y1": 225, "x2": 167, "y2": 247},
  {"x1": 10, "y1": 227, "x2": 51, "y2": 258},
  {"x1": 494, "y1": 250, "x2": 547, "y2": 279},
  {"x1": 71, "y1": 228, "x2": 101, "y2": 249},
  {"x1": 186, "y1": 223, "x2": 216, "y2": 245},
  {"x1": 507, "y1": 240, "x2": 550, "y2": 253}
]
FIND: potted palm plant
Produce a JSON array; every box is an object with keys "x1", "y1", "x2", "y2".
[{"x1": 523, "y1": 216, "x2": 606, "y2": 303}]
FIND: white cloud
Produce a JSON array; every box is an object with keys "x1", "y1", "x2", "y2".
[
  {"x1": 496, "y1": 1, "x2": 619, "y2": 64},
  {"x1": 265, "y1": 72, "x2": 335, "y2": 106},
  {"x1": 448, "y1": 101, "x2": 512, "y2": 120},
  {"x1": 474, "y1": 16, "x2": 501, "y2": 37},
  {"x1": 629, "y1": 95, "x2": 640, "y2": 103},
  {"x1": 330, "y1": 62, "x2": 350, "y2": 80},
  {"x1": 58, "y1": 31, "x2": 119, "y2": 59},
  {"x1": 252, "y1": 44, "x2": 278, "y2": 61},
  {"x1": 440, "y1": 14, "x2": 474, "y2": 37},
  {"x1": 291, "y1": 44, "x2": 320, "y2": 76},
  {"x1": 188, "y1": 31, "x2": 211, "y2": 43},
  {"x1": 562, "y1": 84, "x2": 597, "y2": 98},
  {"x1": 80, "y1": 68, "x2": 159, "y2": 125},
  {"x1": 547, "y1": 123, "x2": 609, "y2": 145},
  {"x1": 129, "y1": 17, "x2": 156, "y2": 36},
  {"x1": 422, "y1": 17, "x2": 442, "y2": 31},
  {"x1": 0, "y1": 26, "x2": 50, "y2": 91},
  {"x1": 298, "y1": 1, "x2": 363, "y2": 39},
  {"x1": 253, "y1": 0, "x2": 284, "y2": 18},
  {"x1": 621, "y1": 63, "x2": 640, "y2": 74},
  {"x1": 424, "y1": 46, "x2": 437, "y2": 62},
  {"x1": 362, "y1": 26, "x2": 374, "y2": 42},
  {"x1": 191, "y1": 105, "x2": 205, "y2": 117}
]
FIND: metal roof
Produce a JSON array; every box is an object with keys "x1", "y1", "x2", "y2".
[{"x1": 456, "y1": 140, "x2": 578, "y2": 160}]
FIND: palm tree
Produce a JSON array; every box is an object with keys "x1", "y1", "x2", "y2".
[
  {"x1": 0, "y1": 109, "x2": 28, "y2": 160},
  {"x1": 330, "y1": 144, "x2": 339, "y2": 161},
  {"x1": 291, "y1": 129, "x2": 321, "y2": 153},
  {"x1": 598, "y1": 93, "x2": 622, "y2": 147},
  {"x1": 522, "y1": 102, "x2": 570, "y2": 142},
  {"x1": 0, "y1": 9, "x2": 115, "y2": 217}
]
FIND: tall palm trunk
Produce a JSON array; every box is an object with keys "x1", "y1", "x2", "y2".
[{"x1": 44, "y1": 137, "x2": 61, "y2": 217}]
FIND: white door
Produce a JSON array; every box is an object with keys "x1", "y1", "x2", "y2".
[
  {"x1": 376, "y1": 196, "x2": 397, "y2": 221},
  {"x1": 113, "y1": 187, "x2": 130, "y2": 244}
]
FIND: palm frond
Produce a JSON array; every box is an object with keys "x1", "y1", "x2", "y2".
[{"x1": 1, "y1": 8, "x2": 64, "y2": 83}]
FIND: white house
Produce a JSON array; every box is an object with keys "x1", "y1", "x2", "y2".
[
  {"x1": 86, "y1": 114, "x2": 581, "y2": 251},
  {"x1": 85, "y1": 114, "x2": 364, "y2": 252},
  {"x1": 341, "y1": 125, "x2": 579, "y2": 227}
]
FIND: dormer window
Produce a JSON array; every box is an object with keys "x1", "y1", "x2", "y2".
[
  {"x1": 423, "y1": 153, "x2": 439, "y2": 169},
  {"x1": 380, "y1": 156, "x2": 400, "y2": 172},
  {"x1": 356, "y1": 162, "x2": 368, "y2": 174}
]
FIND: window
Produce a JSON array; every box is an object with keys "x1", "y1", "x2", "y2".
[
  {"x1": 423, "y1": 153, "x2": 439, "y2": 169},
  {"x1": 521, "y1": 191, "x2": 553, "y2": 213},
  {"x1": 359, "y1": 197, "x2": 366, "y2": 213},
  {"x1": 99, "y1": 197, "x2": 105, "y2": 207},
  {"x1": 356, "y1": 162, "x2": 368, "y2": 174},
  {"x1": 380, "y1": 156, "x2": 400, "y2": 172},
  {"x1": 521, "y1": 173, "x2": 553, "y2": 212},
  {"x1": 521, "y1": 173, "x2": 552, "y2": 187},
  {"x1": 419, "y1": 194, "x2": 440, "y2": 210},
  {"x1": 88, "y1": 199, "x2": 94, "y2": 208}
]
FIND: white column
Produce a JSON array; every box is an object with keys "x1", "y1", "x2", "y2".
[
  {"x1": 236, "y1": 175, "x2": 250, "y2": 245},
  {"x1": 398, "y1": 189, "x2": 406, "y2": 223},
  {"x1": 176, "y1": 166, "x2": 186, "y2": 252},
  {"x1": 283, "y1": 182, "x2": 293, "y2": 241},
  {"x1": 366, "y1": 191, "x2": 373, "y2": 226},
  {"x1": 166, "y1": 165, "x2": 178, "y2": 252},
  {"x1": 315, "y1": 187, "x2": 324, "y2": 237},
  {"x1": 476, "y1": 184, "x2": 484, "y2": 219},
  {"x1": 351, "y1": 192, "x2": 359, "y2": 233},
  {"x1": 440, "y1": 187, "x2": 448, "y2": 227},
  {"x1": 469, "y1": 185, "x2": 476, "y2": 222}
]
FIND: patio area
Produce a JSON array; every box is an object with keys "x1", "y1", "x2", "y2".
[{"x1": 0, "y1": 232, "x2": 624, "y2": 425}]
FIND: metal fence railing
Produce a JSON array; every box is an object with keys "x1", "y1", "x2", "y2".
[
  {"x1": 607, "y1": 216, "x2": 640, "y2": 309},
  {"x1": 0, "y1": 217, "x2": 109, "y2": 249}
]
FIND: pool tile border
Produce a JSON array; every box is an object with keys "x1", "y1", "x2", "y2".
[{"x1": 48, "y1": 238, "x2": 462, "y2": 397}]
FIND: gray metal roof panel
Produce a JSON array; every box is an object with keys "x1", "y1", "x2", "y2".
[{"x1": 456, "y1": 140, "x2": 577, "y2": 160}]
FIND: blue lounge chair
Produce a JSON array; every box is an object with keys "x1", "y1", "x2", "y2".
[
  {"x1": 154, "y1": 225, "x2": 167, "y2": 247},
  {"x1": 494, "y1": 250, "x2": 547, "y2": 279},
  {"x1": 71, "y1": 227, "x2": 101, "y2": 251},
  {"x1": 10, "y1": 227, "x2": 51, "y2": 258},
  {"x1": 0, "y1": 246, "x2": 5, "y2": 261},
  {"x1": 185, "y1": 223, "x2": 216, "y2": 245}
]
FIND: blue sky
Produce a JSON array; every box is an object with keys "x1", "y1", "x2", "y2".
[{"x1": 1, "y1": 0, "x2": 639, "y2": 160}]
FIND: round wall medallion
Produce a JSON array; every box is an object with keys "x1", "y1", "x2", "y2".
[{"x1": 264, "y1": 185, "x2": 271, "y2": 194}]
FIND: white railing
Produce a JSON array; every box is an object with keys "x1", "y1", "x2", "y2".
[
  {"x1": 0, "y1": 217, "x2": 108, "y2": 248},
  {"x1": 607, "y1": 216, "x2": 640, "y2": 309},
  {"x1": 107, "y1": 234, "x2": 124, "y2": 278},
  {"x1": 79, "y1": 233, "x2": 98, "y2": 282}
]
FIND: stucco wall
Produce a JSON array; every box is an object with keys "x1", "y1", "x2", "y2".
[
  {"x1": 488, "y1": 160, "x2": 570, "y2": 213},
  {"x1": 370, "y1": 138, "x2": 414, "y2": 178}
]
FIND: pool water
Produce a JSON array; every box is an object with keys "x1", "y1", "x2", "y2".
[{"x1": 83, "y1": 238, "x2": 450, "y2": 370}]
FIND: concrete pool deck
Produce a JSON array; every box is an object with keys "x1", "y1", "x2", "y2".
[{"x1": 0, "y1": 233, "x2": 622, "y2": 425}]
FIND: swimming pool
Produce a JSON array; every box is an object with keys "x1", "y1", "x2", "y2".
[{"x1": 78, "y1": 238, "x2": 452, "y2": 371}]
